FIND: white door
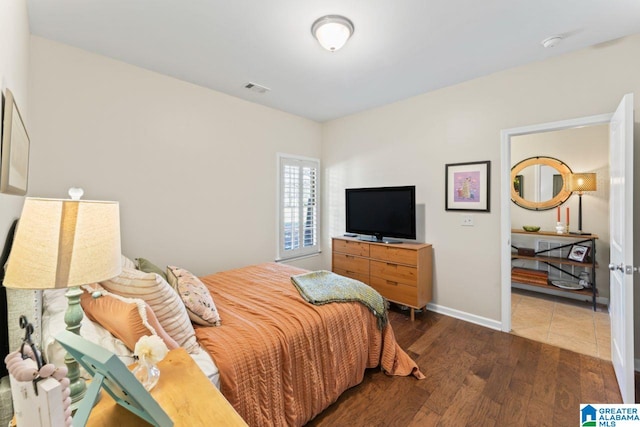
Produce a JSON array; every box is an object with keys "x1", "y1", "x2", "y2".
[{"x1": 609, "y1": 93, "x2": 634, "y2": 403}]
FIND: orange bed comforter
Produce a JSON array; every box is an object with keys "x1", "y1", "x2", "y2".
[{"x1": 195, "y1": 263, "x2": 423, "y2": 426}]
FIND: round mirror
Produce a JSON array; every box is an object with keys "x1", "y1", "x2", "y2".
[{"x1": 511, "y1": 156, "x2": 572, "y2": 210}]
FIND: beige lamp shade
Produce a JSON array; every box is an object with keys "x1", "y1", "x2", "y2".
[
  {"x1": 569, "y1": 173, "x2": 597, "y2": 193},
  {"x1": 3, "y1": 198, "x2": 122, "y2": 289}
]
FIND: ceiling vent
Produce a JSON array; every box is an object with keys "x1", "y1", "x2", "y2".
[{"x1": 244, "y1": 82, "x2": 270, "y2": 94}]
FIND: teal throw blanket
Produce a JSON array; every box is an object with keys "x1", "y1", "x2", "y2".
[{"x1": 291, "y1": 270, "x2": 388, "y2": 330}]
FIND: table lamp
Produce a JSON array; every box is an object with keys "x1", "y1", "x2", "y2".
[
  {"x1": 3, "y1": 190, "x2": 121, "y2": 408},
  {"x1": 569, "y1": 173, "x2": 597, "y2": 235}
]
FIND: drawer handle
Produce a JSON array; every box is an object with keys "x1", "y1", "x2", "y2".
[
  {"x1": 345, "y1": 255, "x2": 354, "y2": 259},
  {"x1": 387, "y1": 281, "x2": 398, "y2": 286},
  {"x1": 386, "y1": 262, "x2": 397, "y2": 267}
]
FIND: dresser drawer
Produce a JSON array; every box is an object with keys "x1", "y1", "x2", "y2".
[
  {"x1": 333, "y1": 239, "x2": 370, "y2": 257},
  {"x1": 370, "y1": 245, "x2": 417, "y2": 266},
  {"x1": 370, "y1": 261, "x2": 417, "y2": 286},
  {"x1": 332, "y1": 253, "x2": 369, "y2": 275},
  {"x1": 369, "y1": 276, "x2": 418, "y2": 307},
  {"x1": 333, "y1": 268, "x2": 369, "y2": 285}
]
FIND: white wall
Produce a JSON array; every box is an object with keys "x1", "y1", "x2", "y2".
[
  {"x1": 322, "y1": 35, "x2": 640, "y2": 329},
  {"x1": 28, "y1": 37, "x2": 323, "y2": 276},
  {"x1": 0, "y1": 0, "x2": 29, "y2": 239},
  {"x1": 511, "y1": 125, "x2": 610, "y2": 298},
  {"x1": 0, "y1": 0, "x2": 31, "y2": 359}
]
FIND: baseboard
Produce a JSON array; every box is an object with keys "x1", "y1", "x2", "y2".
[{"x1": 426, "y1": 303, "x2": 502, "y2": 331}]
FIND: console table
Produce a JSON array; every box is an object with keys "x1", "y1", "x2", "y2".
[{"x1": 511, "y1": 229, "x2": 598, "y2": 310}]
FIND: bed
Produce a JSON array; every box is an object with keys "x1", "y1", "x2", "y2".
[
  {"x1": 2, "y1": 229, "x2": 423, "y2": 426},
  {"x1": 195, "y1": 263, "x2": 422, "y2": 426}
]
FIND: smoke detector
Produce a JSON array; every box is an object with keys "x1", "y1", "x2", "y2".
[
  {"x1": 541, "y1": 35, "x2": 563, "y2": 48},
  {"x1": 244, "y1": 82, "x2": 270, "y2": 94}
]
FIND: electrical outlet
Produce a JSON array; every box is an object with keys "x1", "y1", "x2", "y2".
[{"x1": 462, "y1": 215, "x2": 474, "y2": 226}]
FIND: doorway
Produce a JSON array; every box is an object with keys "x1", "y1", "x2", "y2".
[
  {"x1": 501, "y1": 95, "x2": 635, "y2": 403},
  {"x1": 507, "y1": 123, "x2": 611, "y2": 359},
  {"x1": 500, "y1": 113, "x2": 613, "y2": 331}
]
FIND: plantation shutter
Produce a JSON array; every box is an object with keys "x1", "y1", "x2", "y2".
[{"x1": 278, "y1": 155, "x2": 320, "y2": 260}]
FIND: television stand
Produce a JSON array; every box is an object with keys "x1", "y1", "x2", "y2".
[{"x1": 332, "y1": 236, "x2": 433, "y2": 321}]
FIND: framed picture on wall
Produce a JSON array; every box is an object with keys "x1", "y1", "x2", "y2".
[
  {"x1": 445, "y1": 160, "x2": 490, "y2": 212},
  {"x1": 0, "y1": 88, "x2": 30, "y2": 196}
]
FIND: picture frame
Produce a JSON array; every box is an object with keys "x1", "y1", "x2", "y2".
[
  {"x1": 568, "y1": 244, "x2": 590, "y2": 262},
  {"x1": 445, "y1": 160, "x2": 490, "y2": 212},
  {"x1": 1, "y1": 88, "x2": 30, "y2": 196}
]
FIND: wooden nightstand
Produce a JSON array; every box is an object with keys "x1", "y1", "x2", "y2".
[{"x1": 86, "y1": 347, "x2": 247, "y2": 426}]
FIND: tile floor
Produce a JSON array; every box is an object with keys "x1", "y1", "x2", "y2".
[{"x1": 511, "y1": 289, "x2": 611, "y2": 360}]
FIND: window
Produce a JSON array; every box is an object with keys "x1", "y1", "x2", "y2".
[{"x1": 277, "y1": 154, "x2": 320, "y2": 260}]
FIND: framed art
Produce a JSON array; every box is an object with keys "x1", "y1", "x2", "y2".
[
  {"x1": 445, "y1": 160, "x2": 490, "y2": 212},
  {"x1": 1, "y1": 88, "x2": 30, "y2": 195},
  {"x1": 568, "y1": 244, "x2": 589, "y2": 262}
]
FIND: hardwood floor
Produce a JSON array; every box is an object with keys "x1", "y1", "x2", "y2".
[{"x1": 307, "y1": 306, "x2": 622, "y2": 426}]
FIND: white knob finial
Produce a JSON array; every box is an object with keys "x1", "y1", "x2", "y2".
[{"x1": 68, "y1": 187, "x2": 84, "y2": 200}]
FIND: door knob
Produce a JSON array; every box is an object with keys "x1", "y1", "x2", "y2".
[
  {"x1": 609, "y1": 263, "x2": 624, "y2": 272},
  {"x1": 609, "y1": 263, "x2": 640, "y2": 274}
]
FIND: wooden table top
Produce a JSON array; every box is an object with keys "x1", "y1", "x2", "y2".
[{"x1": 86, "y1": 347, "x2": 247, "y2": 427}]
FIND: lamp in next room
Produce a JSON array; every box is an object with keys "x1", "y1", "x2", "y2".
[
  {"x1": 311, "y1": 15, "x2": 354, "y2": 52},
  {"x1": 3, "y1": 190, "x2": 121, "y2": 408},
  {"x1": 569, "y1": 173, "x2": 597, "y2": 235}
]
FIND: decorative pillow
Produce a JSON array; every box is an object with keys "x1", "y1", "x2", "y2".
[
  {"x1": 136, "y1": 257, "x2": 168, "y2": 281},
  {"x1": 100, "y1": 268, "x2": 199, "y2": 353},
  {"x1": 42, "y1": 289, "x2": 134, "y2": 371},
  {"x1": 80, "y1": 284, "x2": 179, "y2": 351},
  {"x1": 166, "y1": 266, "x2": 221, "y2": 326}
]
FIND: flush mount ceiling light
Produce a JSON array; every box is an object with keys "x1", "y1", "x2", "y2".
[
  {"x1": 311, "y1": 15, "x2": 354, "y2": 52},
  {"x1": 541, "y1": 35, "x2": 563, "y2": 48}
]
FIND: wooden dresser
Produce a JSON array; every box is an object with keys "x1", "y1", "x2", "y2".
[{"x1": 332, "y1": 236, "x2": 433, "y2": 320}]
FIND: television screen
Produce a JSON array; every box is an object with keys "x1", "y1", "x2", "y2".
[{"x1": 345, "y1": 186, "x2": 416, "y2": 241}]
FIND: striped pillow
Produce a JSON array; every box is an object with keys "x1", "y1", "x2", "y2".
[{"x1": 100, "y1": 268, "x2": 198, "y2": 353}]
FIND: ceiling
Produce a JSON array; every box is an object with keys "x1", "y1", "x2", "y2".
[{"x1": 27, "y1": 0, "x2": 640, "y2": 122}]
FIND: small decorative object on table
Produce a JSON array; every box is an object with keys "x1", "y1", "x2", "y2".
[
  {"x1": 550, "y1": 280, "x2": 584, "y2": 290},
  {"x1": 5, "y1": 316, "x2": 71, "y2": 427},
  {"x1": 522, "y1": 225, "x2": 540, "y2": 232},
  {"x1": 133, "y1": 335, "x2": 168, "y2": 391},
  {"x1": 568, "y1": 244, "x2": 590, "y2": 262},
  {"x1": 555, "y1": 222, "x2": 566, "y2": 234},
  {"x1": 579, "y1": 271, "x2": 591, "y2": 288}
]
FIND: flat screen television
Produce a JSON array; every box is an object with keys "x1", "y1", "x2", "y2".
[{"x1": 345, "y1": 186, "x2": 416, "y2": 242}]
